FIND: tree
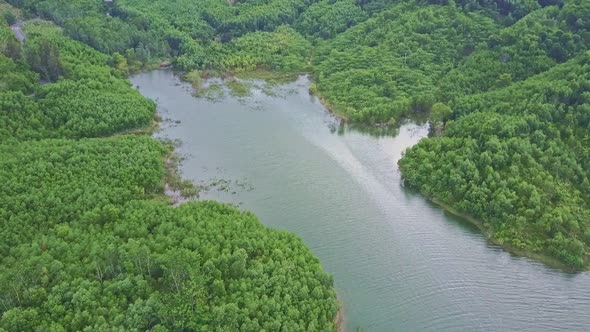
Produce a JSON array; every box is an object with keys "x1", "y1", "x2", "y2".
[
  {"x1": 3, "y1": 11, "x2": 17, "y2": 26},
  {"x1": 430, "y1": 102, "x2": 453, "y2": 134},
  {"x1": 112, "y1": 52, "x2": 129, "y2": 74}
]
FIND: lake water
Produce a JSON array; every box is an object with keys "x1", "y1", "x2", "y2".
[{"x1": 132, "y1": 70, "x2": 590, "y2": 332}]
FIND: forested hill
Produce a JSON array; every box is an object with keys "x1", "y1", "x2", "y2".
[
  {"x1": 0, "y1": 0, "x2": 587, "y2": 314},
  {"x1": 400, "y1": 52, "x2": 590, "y2": 269},
  {"x1": 4, "y1": 0, "x2": 587, "y2": 123},
  {"x1": 0, "y1": 5, "x2": 338, "y2": 331}
]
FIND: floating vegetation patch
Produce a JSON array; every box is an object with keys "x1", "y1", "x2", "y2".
[
  {"x1": 226, "y1": 79, "x2": 253, "y2": 98},
  {"x1": 200, "y1": 177, "x2": 255, "y2": 195},
  {"x1": 194, "y1": 82, "x2": 225, "y2": 101}
]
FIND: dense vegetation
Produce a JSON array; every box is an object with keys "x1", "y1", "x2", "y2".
[
  {"x1": 2, "y1": 0, "x2": 588, "y2": 284},
  {"x1": 0, "y1": 137, "x2": 337, "y2": 330},
  {"x1": 398, "y1": 0, "x2": 590, "y2": 269},
  {"x1": 0, "y1": 20, "x2": 154, "y2": 140},
  {"x1": 9, "y1": 0, "x2": 586, "y2": 121},
  {"x1": 0, "y1": 5, "x2": 338, "y2": 330},
  {"x1": 400, "y1": 52, "x2": 590, "y2": 268},
  {"x1": 313, "y1": 2, "x2": 499, "y2": 123}
]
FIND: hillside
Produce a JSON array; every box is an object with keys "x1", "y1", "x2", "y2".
[
  {"x1": 0, "y1": 10, "x2": 338, "y2": 331},
  {"x1": 400, "y1": 52, "x2": 590, "y2": 269},
  {"x1": 2, "y1": 0, "x2": 589, "y2": 295}
]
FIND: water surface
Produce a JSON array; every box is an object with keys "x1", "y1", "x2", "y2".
[{"x1": 132, "y1": 71, "x2": 590, "y2": 332}]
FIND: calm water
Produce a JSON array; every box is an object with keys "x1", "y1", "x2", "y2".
[{"x1": 132, "y1": 71, "x2": 590, "y2": 332}]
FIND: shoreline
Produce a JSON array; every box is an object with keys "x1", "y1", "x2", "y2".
[
  {"x1": 428, "y1": 196, "x2": 589, "y2": 272},
  {"x1": 306, "y1": 80, "x2": 350, "y2": 123},
  {"x1": 129, "y1": 72, "x2": 201, "y2": 207},
  {"x1": 131, "y1": 67, "x2": 584, "y2": 332},
  {"x1": 334, "y1": 297, "x2": 345, "y2": 332},
  {"x1": 160, "y1": 140, "x2": 201, "y2": 205},
  {"x1": 169, "y1": 66, "x2": 354, "y2": 123},
  {"x1": 154, "y1": 67, "x2": 589, "y2": 273},
  {"x1": 135, "y1": 68, "x2": 347, "y2": 329},
  {"x1": 161, "y1": 67, "x2": 416, "y2": 134}
]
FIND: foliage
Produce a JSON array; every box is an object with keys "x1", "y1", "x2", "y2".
[
  {"x1": 221, "y1": 26, "x2": 311, "y2": 73},
  {"x1": 295, "y1": 0, "x2": 368, "y2": 40},
  {"x1": 6, "y1": 0, "x2": 170, "y2": 60},
  {"x1": 0, "y1": 0, "x2": 21, "y2": 23},
  {"x1": 184, "y1": 69, "x2": 202, "y2": 89},
  {"x1": 0, "y1": 21, "x2": 154, "y2": 141},
  {"x1": 400, "y1": 52, "x2": 590, "y2": 268},
  {"x1": 0, "y1": 136, "x2": 165, "y2": 254},
  {"x1": 0, "y1": 139, "x2": 337, "y2": 330},
  {"x1": 0, "y1": 16, "x2": 19, "y2": 59},
  {"x1": 0, "y1": 6, "x2": 338, "y2": 330},
  {"x1": 313, "y1": 2, "x2": 499, "y2": 124},
  {"x1": 439, "y1": 4, "x2": 589, "y2": 99},
  {"x1": 0, "y1": 54, "x2": 37, "y2": 92}
]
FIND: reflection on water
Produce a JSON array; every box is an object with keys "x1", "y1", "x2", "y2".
[{"x1": 132, "y1": 71, "x2": 590, "y2": 332}]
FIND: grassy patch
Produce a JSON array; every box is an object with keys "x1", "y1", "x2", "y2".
[{"x1": 226, "y1": 78, "x2": 252, "y2": 98}]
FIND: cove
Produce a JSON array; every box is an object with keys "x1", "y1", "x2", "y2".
[{"x1": 131, "y1": 70, "x2": 590, "y2": 332}]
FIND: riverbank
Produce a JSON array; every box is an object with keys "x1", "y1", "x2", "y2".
[
  {"x1": 335, "y1": 299, "x2": 345, "y2": 332},
  {"x1": 427, "y1": 196, "x2": 588, "y2": 272},
  {"x1": 308, "y1": 85, "x2": 351, "y2": 123},
  {"x1": 161, "y1": 149, "x2": 200, "y2": 205}
]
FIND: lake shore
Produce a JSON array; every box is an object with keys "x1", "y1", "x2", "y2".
[
  {"x1": 428, "y1": 197, "x2": 588, "y2": 272},
  {"x1": 139, "y1": 70, "x2": 345, "y2": 329},
  {"x1": 173, "y1": 66, "x2": 354, "y2": 123},
  {"x1": 334, "y1": 297, "x2": 345, "y2": 332},
  {"x1": 166, "y1": 64, "x2": 589, "y2": 274},
  {"x1": 132, "y1": 69, "x2": 590, "y2": 330}
]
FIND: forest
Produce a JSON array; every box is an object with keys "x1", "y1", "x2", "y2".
[
  {"x1": 0, "y1": 4, "x2": 338, "y2": 330},
  {"x1": 3, "y1": 0, "x2": 586, "y2": 122},
  {"x1": 1, "y1": 0, "x2": 589, "y2": 329},
  {"x1": 400, "y1": 52, "x2": 590, "y2": 268},
  {"x1": 56, "y1": 0, "x2": 587, "y2": 269}
]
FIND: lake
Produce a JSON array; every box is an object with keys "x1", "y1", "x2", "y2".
[{"x1": 131, "y1": 70, "x2": 590, "y2": 332}]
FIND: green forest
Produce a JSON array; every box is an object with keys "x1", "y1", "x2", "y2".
[
  {"x1": 1, "y1": 0, "x2": 590, "y2": 328},
  {"x1": 0, "y1": 4, "x2": 338, "y2": 331}
]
